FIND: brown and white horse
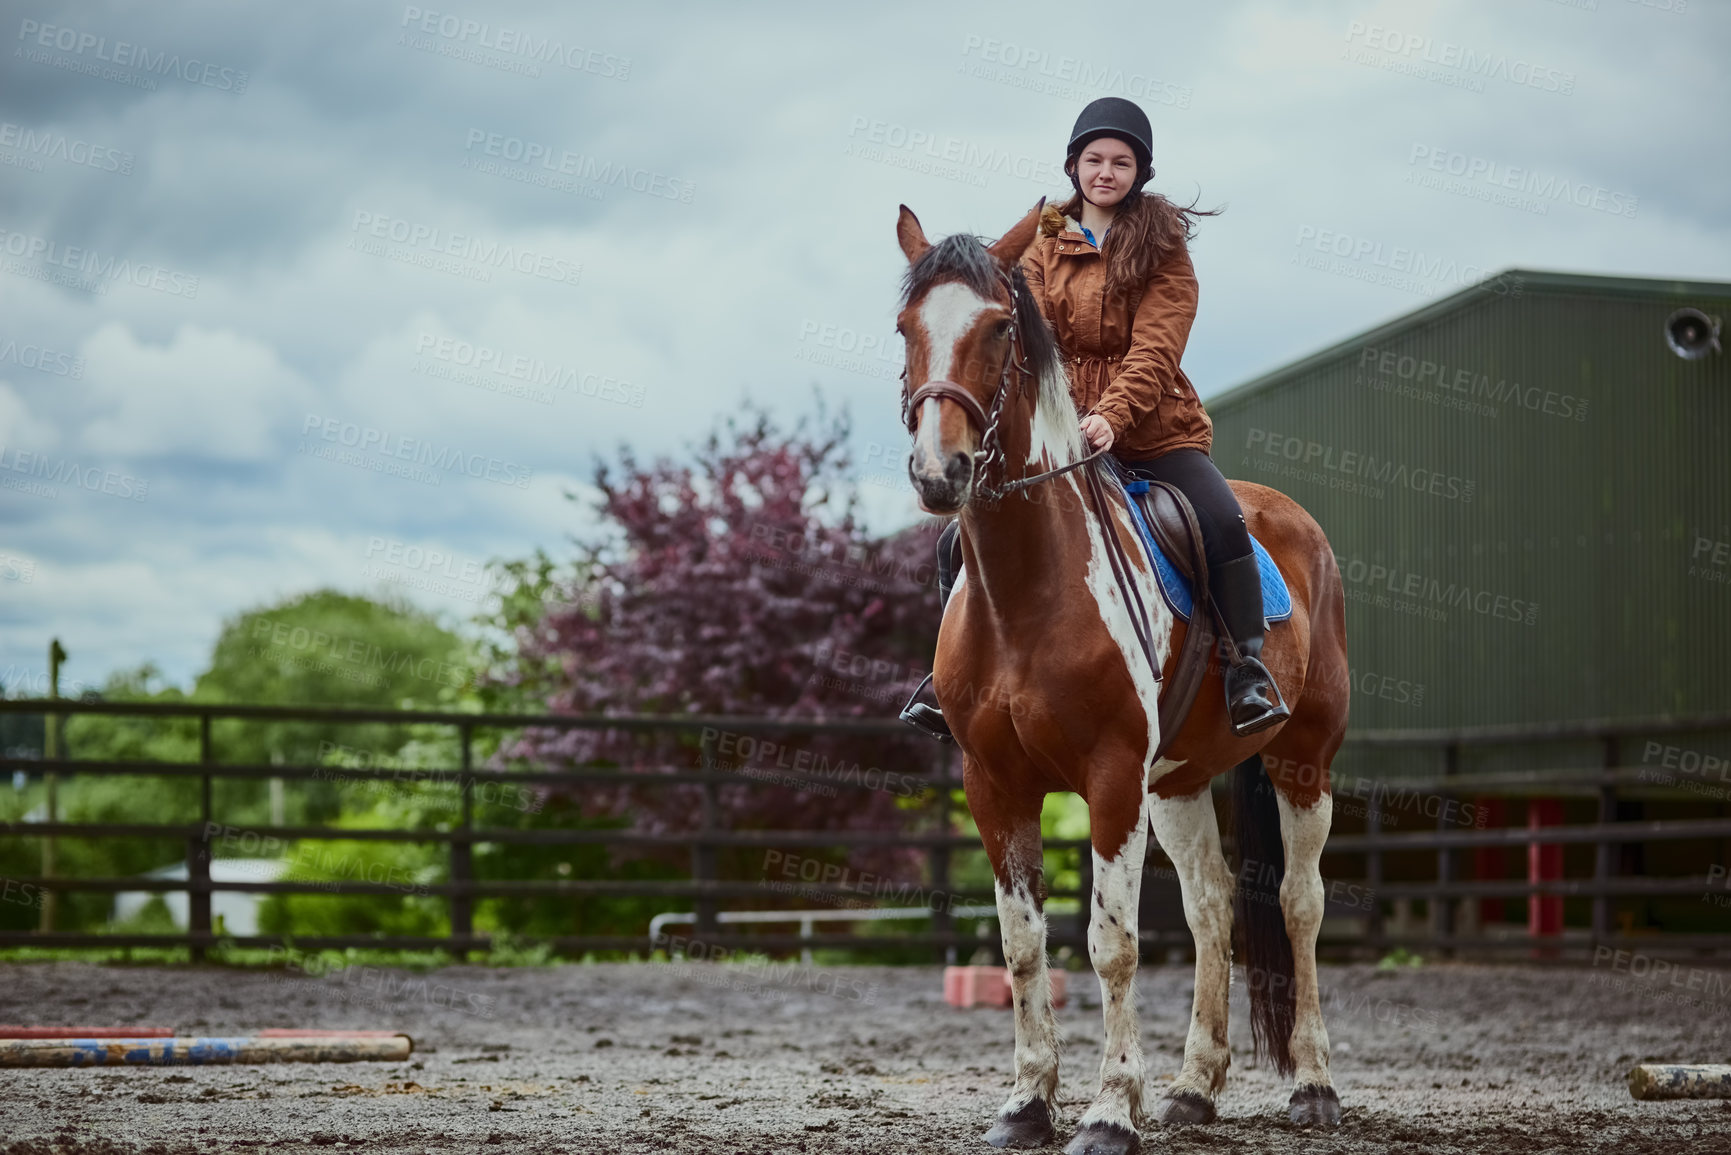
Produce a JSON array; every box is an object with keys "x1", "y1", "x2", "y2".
[{"x1": 895, "y1": 202, "x2": 1350, "y2": 1153}]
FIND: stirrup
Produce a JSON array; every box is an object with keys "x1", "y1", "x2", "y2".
[
  {"x1": 1225, "y1": 655, "x2": 1291, "y2": 737},
  {"x1": 899, "y1": 673, "x2": 953, "y2": 744}
]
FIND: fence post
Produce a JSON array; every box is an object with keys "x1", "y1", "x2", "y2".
[
  {"x1": 1365, "y1": 791, "x2": 1383, "y2": 952},
  {"x1": 450, "y1": 723, "x2": 474, "y2": 960},
  {"x1": 1592, "y1": 736, "x2": 1620, "y2": 946},
  {"x1": 930, "y1": 746, "x2": 954, "y2": 965},
  {"x1": 693, "y1": 730, "x2": 718, "y2": 947},
  {"x1": 188, "y1": 713, "x2": 214, "y2": 963},
  {"x1": 1074, "y1": 840, "x2": 1094, "y2": 964},
  {"x1": 39, "y1": 638, "x2": 66, "y2": 935},
  {"x1": 1433, "y1": 743, "x2": 1458, "y2": 954}
]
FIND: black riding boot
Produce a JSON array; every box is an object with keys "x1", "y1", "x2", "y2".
[
  {"x1": 1210, "y1": 553, "x2": 1292, "y2": 737},
  {"x1": 900, "y1": 523, "x2": 961, "y2": 743}
]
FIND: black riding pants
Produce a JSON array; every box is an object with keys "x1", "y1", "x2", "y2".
[
  {"x1": 933, "y1": 449, "x2": 1251, "y2": 604},
  {"x1": 1114, "y1": 448, "x2": 1252, "y2": 569}
]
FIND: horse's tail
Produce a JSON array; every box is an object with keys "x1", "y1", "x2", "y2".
[{"x1": 1233, "y1": 753, "x2": 1295, "y2": 1078}]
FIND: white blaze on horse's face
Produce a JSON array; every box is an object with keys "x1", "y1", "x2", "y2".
[{"x1": 905, "y1": 281, "x2": 999, "y2": 513}]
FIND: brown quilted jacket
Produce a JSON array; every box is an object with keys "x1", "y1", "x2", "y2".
[{"x1": 1020, "y1": 205, "x2": 1213, "y2": 460}]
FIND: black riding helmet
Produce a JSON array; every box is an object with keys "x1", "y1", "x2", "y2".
[{"x1": 1066, "y1": 97, "x2": 1154, "y2": 197}]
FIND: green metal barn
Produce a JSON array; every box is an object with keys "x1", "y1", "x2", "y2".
[
  {"x1": 1199, "y1": 270, "x2": 1731, "y2": 948},
  {"x1": 1208, "y1": 270, "x2": 1731, "y2": 736}
]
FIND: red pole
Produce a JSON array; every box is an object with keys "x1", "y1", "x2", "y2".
[{"x1": 1528, "y1": 798, "x2": 1564, "y2": 951}]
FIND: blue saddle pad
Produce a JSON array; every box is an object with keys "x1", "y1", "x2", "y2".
[{"x1": 1119, "y1": 478, "x2": 1292, "y2": 626}]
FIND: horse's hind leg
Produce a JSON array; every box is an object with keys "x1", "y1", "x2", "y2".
[
  {"x1": 1148, "y1": 787, "x2": 1235, "y2": 1126},
  {"x1": 1277, "y1": 790, "x2": 1340, "y2": 1125},
  {"x1": 972, "y1": 777, "x2": 1060, "y2": 1148}
]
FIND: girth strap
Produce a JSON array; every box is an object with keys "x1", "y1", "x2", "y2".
[
  {"x1": 1139, "y1": 479, "x2": 1215, "y2": 763},
  {"x1": 1085, "y1": 464, "x2": 1218, "y2": 765}
]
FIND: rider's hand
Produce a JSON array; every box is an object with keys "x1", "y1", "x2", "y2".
[{"x1": 1079, "y1": 413, "x2": 1115, "y2": 452}]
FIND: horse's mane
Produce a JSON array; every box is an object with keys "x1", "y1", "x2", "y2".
[{"x1": 900, "y1": 234, "x2": 1079, "y2": 458}]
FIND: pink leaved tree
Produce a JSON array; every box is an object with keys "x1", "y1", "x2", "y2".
[{"x1": 489, "y1": 404, "x2": 948, "y2": 876}]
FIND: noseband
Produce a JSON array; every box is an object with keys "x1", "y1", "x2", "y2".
[{"x1": 903, "y1": 270, "x2": 1102, "y2": 502}]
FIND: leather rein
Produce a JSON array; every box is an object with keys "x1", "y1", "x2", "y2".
[{"x1": 901, "y1": 271, "x2": 1165, "y2": 699}]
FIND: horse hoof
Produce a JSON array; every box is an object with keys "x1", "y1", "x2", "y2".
[
  {"x1": 1063, "y1": 1122, "x2": 1140, "y2": 1155},
  {"x1": 1288, "y1": 1084, "x2": 1341, "y2": 1127},
  {"x1": 1154, "y1": 1091, "x2": 1216, "y2": 1126},
  {"x1": 985, "y1": 1099, "x2": 1054, "y2": 1148}
]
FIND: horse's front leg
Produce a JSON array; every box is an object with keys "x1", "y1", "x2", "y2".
[
  {"x1": 971, "y1": 770, "x2": 1061, "y2": 1148},
  {"x1": 1068, "y1": 785, "x2": 1149, "y2": 1155}
]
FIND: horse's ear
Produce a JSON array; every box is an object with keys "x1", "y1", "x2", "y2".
[
  {"x1": 987, "y1": 198, "x2": 1045, "y2": 268},
  {"x1": 897, "y1": 205, "x2": 931, "y2": 264}
]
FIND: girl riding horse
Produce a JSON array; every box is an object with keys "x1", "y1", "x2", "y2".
[{"x1": 903, "y1": 96, "x2": 1288, "y2": 742}]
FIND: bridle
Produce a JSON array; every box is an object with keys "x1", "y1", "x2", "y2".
[{"x1": 901, "y1": 268, "x2": 1103, "y2": 504}]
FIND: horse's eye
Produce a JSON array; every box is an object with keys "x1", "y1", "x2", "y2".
[{"x1": 996, "y1": 319, "x2": 1012, "y2": 336}]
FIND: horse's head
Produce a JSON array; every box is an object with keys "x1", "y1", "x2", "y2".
[{"x1": 895, "y1": 201, "x2": 1048, "y2": 515}]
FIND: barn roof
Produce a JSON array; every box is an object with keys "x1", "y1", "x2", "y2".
[{"x1": 1209, "y1": 268, "x2": 1731, "y2": 414}]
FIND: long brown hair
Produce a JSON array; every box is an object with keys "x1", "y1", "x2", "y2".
[{"x1": 1055, "y1": 186, "x2": 1221, "y2": 302}]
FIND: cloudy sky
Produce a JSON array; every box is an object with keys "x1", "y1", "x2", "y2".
[{"x1": 1, "y1": 0, "x2": 1726, "y2": 692}]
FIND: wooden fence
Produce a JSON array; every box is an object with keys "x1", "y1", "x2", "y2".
[{"x1": 1, "y1": 699, "x2": 1727, "y2": 961}]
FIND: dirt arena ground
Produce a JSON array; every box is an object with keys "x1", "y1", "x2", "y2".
[{"x1": 2, "y1": 958, "x2": 1730, "y2": 1154}]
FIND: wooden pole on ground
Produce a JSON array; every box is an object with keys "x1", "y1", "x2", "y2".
[{"x1": 1628, "y1": 1064, "x2": 1731, "y2": 1100}]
